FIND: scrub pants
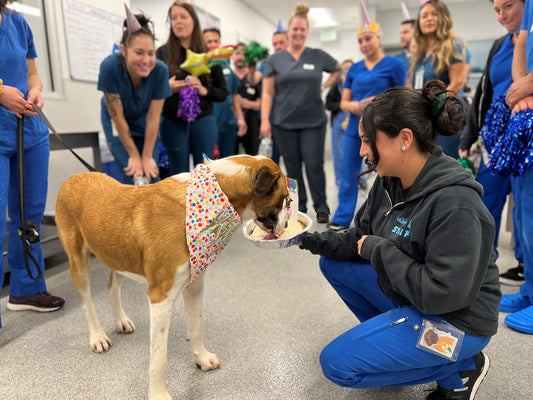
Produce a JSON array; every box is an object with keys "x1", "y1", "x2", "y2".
[
  {"x1": 272, "y1": 123, "x2": 329, "y2": 215},
  {"x1": 0, "y1": 138, "x2": 49, "y2": 328},
  {"x1": 331, "y1": 131, "x2": 364, "y2": 228},
  {"x1": 331, "y1": 111, "x2": 348, "y2": 187},
  {"x1": 511, "y1": 169, "x2": 533, "y2": 303},
  {"x1": 319, "y1": 257, "x2": 490, "y2": 390},
  {"x1": 160, "y1": 115, "x2": 217, "y2": 174},
  {"x1": 101, "y1": 112, "x2": 160, "y2": 185},
  {"x1": 477, "y1": 160, "x2": 522, "y2": 260}
]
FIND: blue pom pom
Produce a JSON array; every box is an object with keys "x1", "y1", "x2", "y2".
[{"x1": 480, "y1": 95, "x2": 533, "y2": 176}]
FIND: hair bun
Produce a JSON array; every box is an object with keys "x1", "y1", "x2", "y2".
[{"x1": 294, "y1": 3, "x2": 310, "y2": 16}]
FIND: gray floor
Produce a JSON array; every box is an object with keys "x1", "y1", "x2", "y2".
[{"x1": 1, "y1": 151, "x2": 531, "y2": 400}]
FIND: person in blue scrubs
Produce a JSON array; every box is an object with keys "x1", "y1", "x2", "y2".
[
  {"x1": 203, "y1": 27, "x2": 246, "y2": 158},
  {"x1": 0, "y1": 1, "x2": 64, "y2": 325},
  {"x1": 327, "y1": 19, "x2": 405, "y2": 231},
  {"x1": 300, "y1": 81, "x2": 500, "y2": 400},
  {"x1": 501, "y1": 0, "x2": 533, "y2": 334},
  {"x1": 396, "y1": 18, "x2": 415, "y2": 72},
  {"x1": 459, "y1": 0, "x2": 525, "y2": 286},
  {"x1": 98, "y1": 11, "x2": 171, "y2": 185},
  {"x1": 409, "y1": 0, "x2": 470, "y2": 158}
]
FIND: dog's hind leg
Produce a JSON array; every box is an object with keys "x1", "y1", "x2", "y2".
[
  {"x1": 183, "y1": 272, "x2": 221, "y2": 371},
  {"x1": 108, "y1": 271, "x2": 135, "y2": 333},
  {"x1": 70, "y1": 243, "x2": 112, "y2": 353}
]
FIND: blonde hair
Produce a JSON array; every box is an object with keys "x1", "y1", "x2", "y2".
[
  {"x1": 288, "y1": 3, "x2": 309, "y2": 28},
  {"x1": 408, "y1": 0, "x2": 466, "y2": 82}
]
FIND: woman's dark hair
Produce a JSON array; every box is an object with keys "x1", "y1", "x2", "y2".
[
  {"x1": 361, "y1": 80, "x2": 464, "y2": 172},
  {"x1": 120, "y1": 13, "x2": 156, "y2": 47},
  {"x1": 164, "y1": 1, "x2": 206, "y2": 75},
  {"x1": 0, "y1": 0, "x2": 13, "y2": 13}
]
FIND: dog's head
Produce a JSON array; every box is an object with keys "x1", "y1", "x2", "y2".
[
  {"x1": 211, "y1": 155, "x2": 289, "y2": 235},
  {"x1": 249, "y1": 161, "x2": 289, "y2": 236}
]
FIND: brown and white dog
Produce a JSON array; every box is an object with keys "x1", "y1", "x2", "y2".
[{"x1": 55, "y1": 155, "x2": 288, "y2": 400}]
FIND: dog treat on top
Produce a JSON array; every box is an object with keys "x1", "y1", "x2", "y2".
[{"x1": 250, "y1": 219, "x2": 305, "y2": 240}]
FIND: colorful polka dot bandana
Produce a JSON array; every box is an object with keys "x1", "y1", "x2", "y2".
[{"x1": 186, "y1": 162, "x2": 242, "y2": 282}]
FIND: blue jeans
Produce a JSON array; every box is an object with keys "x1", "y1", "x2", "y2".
[
  {"x1": 272, "y1": 123, "x2": 329, "y2": 214},
  {"x1": 319, "y1": 257, "x2": 490, "y2": 390},
  {"x1": 332, "y1": 132, "x2": 364, "y2": 228},
  {"x1": 0, "y1": 138, "x2": 49, "y2": 328},
  {"x1": 160, "y1": 115, "x2": 217, "y2": 174},
  {"x1": 217, "y1": 123, "x2": 237, "y2": 159}
]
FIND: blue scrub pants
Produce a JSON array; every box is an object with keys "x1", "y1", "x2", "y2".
[
  {"x1": 272, "y1": 123, "x2": 329, "y2": 215},
  {"x1": 319, "y1": 257, "x2": 490, "y2": 390},
  {"x1": 511, "y1": 169, "x2": 533, "y2": 303},
  {"x1": 331, "y1": 111, "x2": 348, "y2": 187},
  {"x1": 160, "y1": 115, "x2": 217, "y2": 174},
  {"x1": 477, "y1": 160, "x2": 522, "y2": 260},
  {"x1": 331, "y1": 132, "x2": 364, "y2": 228},
  {"x1": 0, "y1": 138, "x2": 49, "y2": 328},
  {"x1": 101, "y1": 111, "x2": 160, "y2": 185}
]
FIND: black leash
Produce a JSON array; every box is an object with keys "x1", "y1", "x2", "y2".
[
  {"x1": 16, "y1": 116, "x2": 42, "y2": 281},
  {"x1": 16, "y1": 107, "x2": 97, "y2": 281},
  {"x1": 31, "y1": 104, "x2": 97, "y2": 172}
]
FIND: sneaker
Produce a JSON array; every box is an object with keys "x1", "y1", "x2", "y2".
[
  {"x1": 7, "y1": 291, "x2": 65, "y2": 312},
  {"x1": 504, "y1": 305, "x2": 533, "y2": 334},
  {"x1": 316, "y1": 212, "x2": 329, "y2": 224},
  {"x1": 499, "y1": 292, "x2": 531, "y2": 313},
  {"x1": 499, "y1": 262, "x2": 525, "y2": 286},
  {"x1": 327, "y1": 222, "x2": 348, "y2": 232},
  {"x1": 425, "y1": 352, "x2": 489, "y2": 400}
]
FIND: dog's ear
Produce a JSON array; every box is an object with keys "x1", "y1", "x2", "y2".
[{"x1": 253, "y1": 166, "x2": 280, "y2": 197}]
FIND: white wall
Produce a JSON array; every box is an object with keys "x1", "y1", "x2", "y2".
[{"x1": 131, "y1": 0, "x2": 276, "y2": 51}]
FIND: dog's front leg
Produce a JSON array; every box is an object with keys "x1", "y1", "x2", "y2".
[
  {"x1": 148, "y1": 292, "x2": 177, "y2": 400},
  {"x1": 183, "y1": 273, "x2": 221, "y2": 371}
]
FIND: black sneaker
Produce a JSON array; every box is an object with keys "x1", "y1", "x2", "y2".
[
  {"x1": 327, "y1": 222, "x2": 348, "y2": 232},
  {"x1": 425, "y1": 352, "x2": 489, "y2": 400},
  {"x1": 316, "y1": 212, "x2": 329, "y2": 224},
  {"x1": 499, "y1": 262, "x2": 525, "y2": 286},
  {"x1": 8, "y1": 291, "x2": 65, "y2": 312}
]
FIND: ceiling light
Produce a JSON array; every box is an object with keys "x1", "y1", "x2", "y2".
[
  {"x1": 9, "y1": 2, "x2": 42, "y2": 17},
  {"x1": 308, "y1": 7, "x2": 339, "y2": 28}
]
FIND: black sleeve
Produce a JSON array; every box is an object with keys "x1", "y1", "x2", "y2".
[
  {"x1": 299, "y1": 229, "x2": 363, "y2": 261},
  {"x1": 204, "y1": 65, "x2": 228, "y2": 103},
  {"x1": 459, "y1": 76, "x2": 483, "y2": 150},
  {"x1": 325, "y1": 83, "x2": 341, "y2": 113}
]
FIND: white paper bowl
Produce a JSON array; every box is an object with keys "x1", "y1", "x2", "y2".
[{"x1": 242, "y1": 212, "x2": 312, "y2": 249}]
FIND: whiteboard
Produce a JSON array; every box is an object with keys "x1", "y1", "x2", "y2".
[{"x1": 61, "y1": 0, "x2": 123, "y2": 82}]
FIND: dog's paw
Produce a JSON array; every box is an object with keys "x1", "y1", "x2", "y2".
[
  {"x1": 90, "y1": 334, "x2": 112, "y2": 353},
  {"x1": 116, "y1": 317, "x2": 135, "y2": 334},
  {"x1": 195, "y1": 351, "x2": 221, "y2": 371},
  {"x1": 149, "y1": 391, "x2": 172, "y2": 400}
]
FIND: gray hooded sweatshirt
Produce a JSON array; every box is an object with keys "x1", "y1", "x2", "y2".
[{"x1": 301, "y1": 152, "x2": 501, "y2": 337}]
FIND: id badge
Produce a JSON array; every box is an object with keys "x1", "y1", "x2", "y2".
[
  {"x1": 414, "y1": 66, "x2": 425, "y2": 91},
  {"x1": 416, "y1": 318, "x2": 464, "y2": 361}
]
